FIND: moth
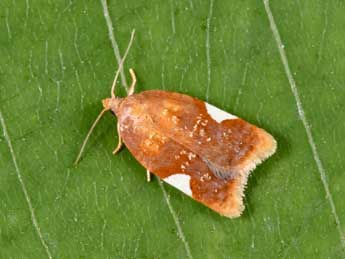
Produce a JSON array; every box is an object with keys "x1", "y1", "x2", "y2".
[{"x1": 75, "y1": 30, "x2": 277, "y2": 218}]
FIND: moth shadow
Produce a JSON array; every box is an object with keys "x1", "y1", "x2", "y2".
[{"x1": 241, "y1": 131, "x2": 289, "y2": 219}]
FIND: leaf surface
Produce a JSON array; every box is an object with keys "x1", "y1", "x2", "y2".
[{"x1": 1, "y1": 0, "x2": 344, "y2": 258}]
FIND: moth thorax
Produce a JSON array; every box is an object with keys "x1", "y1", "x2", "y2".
[{"x1": 102, "y1": 97, "x2": 122, "y2": 113}]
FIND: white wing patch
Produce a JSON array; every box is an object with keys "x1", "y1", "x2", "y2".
[
  {"x1": 205, "y1": 103, "x2": 237, "y2": 123},
  {"x1": 163, "y1": 174, "x2": 192, "y2": 196}
]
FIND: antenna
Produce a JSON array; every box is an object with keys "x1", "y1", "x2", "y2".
[
  {"x1": 111, "y1": 29, "x2": 136, "y2": 97},
  {"x1": 74, "y1": 108, "x2": 108, "y2": 165},
  {"x1": 74, "y1": 29, "x2": 136, "y2": 165}
]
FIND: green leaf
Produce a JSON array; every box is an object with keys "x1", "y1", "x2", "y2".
[{"x1": 1, "y1": 0, "x2": 344, "y2": 258}]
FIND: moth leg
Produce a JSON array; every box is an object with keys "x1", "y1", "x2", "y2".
[
  {"x1": 112, "y1": 122, "x2": 123, "y2": 155},
  {"x1": 127, "y1": 68, "x2": 137, "y2": 96},
  {"x1": 146, "y1": 169, "x2": 151, "y2": 182}
]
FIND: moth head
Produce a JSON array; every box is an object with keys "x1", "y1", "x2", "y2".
[
  {"x1": 74, "y1": 29, "x2": 135, "y2": 165},
  {"x1": 102, "y1": 97, "x2": 121, "y2": 113}
]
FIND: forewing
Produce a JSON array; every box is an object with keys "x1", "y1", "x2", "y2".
[{"x1": 117, "y1": 97, "x2": 247, "y2": 217}]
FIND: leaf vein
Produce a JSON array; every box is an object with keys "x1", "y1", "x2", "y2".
[
  {"x1": 158, "y1": 180, "x2": 193, "y2": 259},
  {"x1": 263, "y1": 0, "x2": 345, "y2": 248},
  {"x1": 100, "y1": 0, "x2": 129, "y2": 92},
  {"x1": 0, "y1": 110, "x2": 53, "y2": 259},
  {"x1": 205, "y1": 0, "x2": 214, "y2": 101}
]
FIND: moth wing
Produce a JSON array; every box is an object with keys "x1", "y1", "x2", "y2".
[
  {"x1": 137, "y1": 90, "x2": 277, "y2": 180},
  {"x1": 117, "y1": 97, "x2": 250, "y2": 217}
]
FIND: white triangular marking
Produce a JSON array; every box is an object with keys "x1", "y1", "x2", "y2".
[
  {"x1": 205, "y1": 103, "x2": 237, "y2": 123},
  {"x1": 163, "y1": 174, "x2": 192, "y2": 196}
]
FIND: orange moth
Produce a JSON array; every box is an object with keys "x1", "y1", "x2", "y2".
[{"x1": 75, "y1": 30, "x2": 277, "y2": 218}]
